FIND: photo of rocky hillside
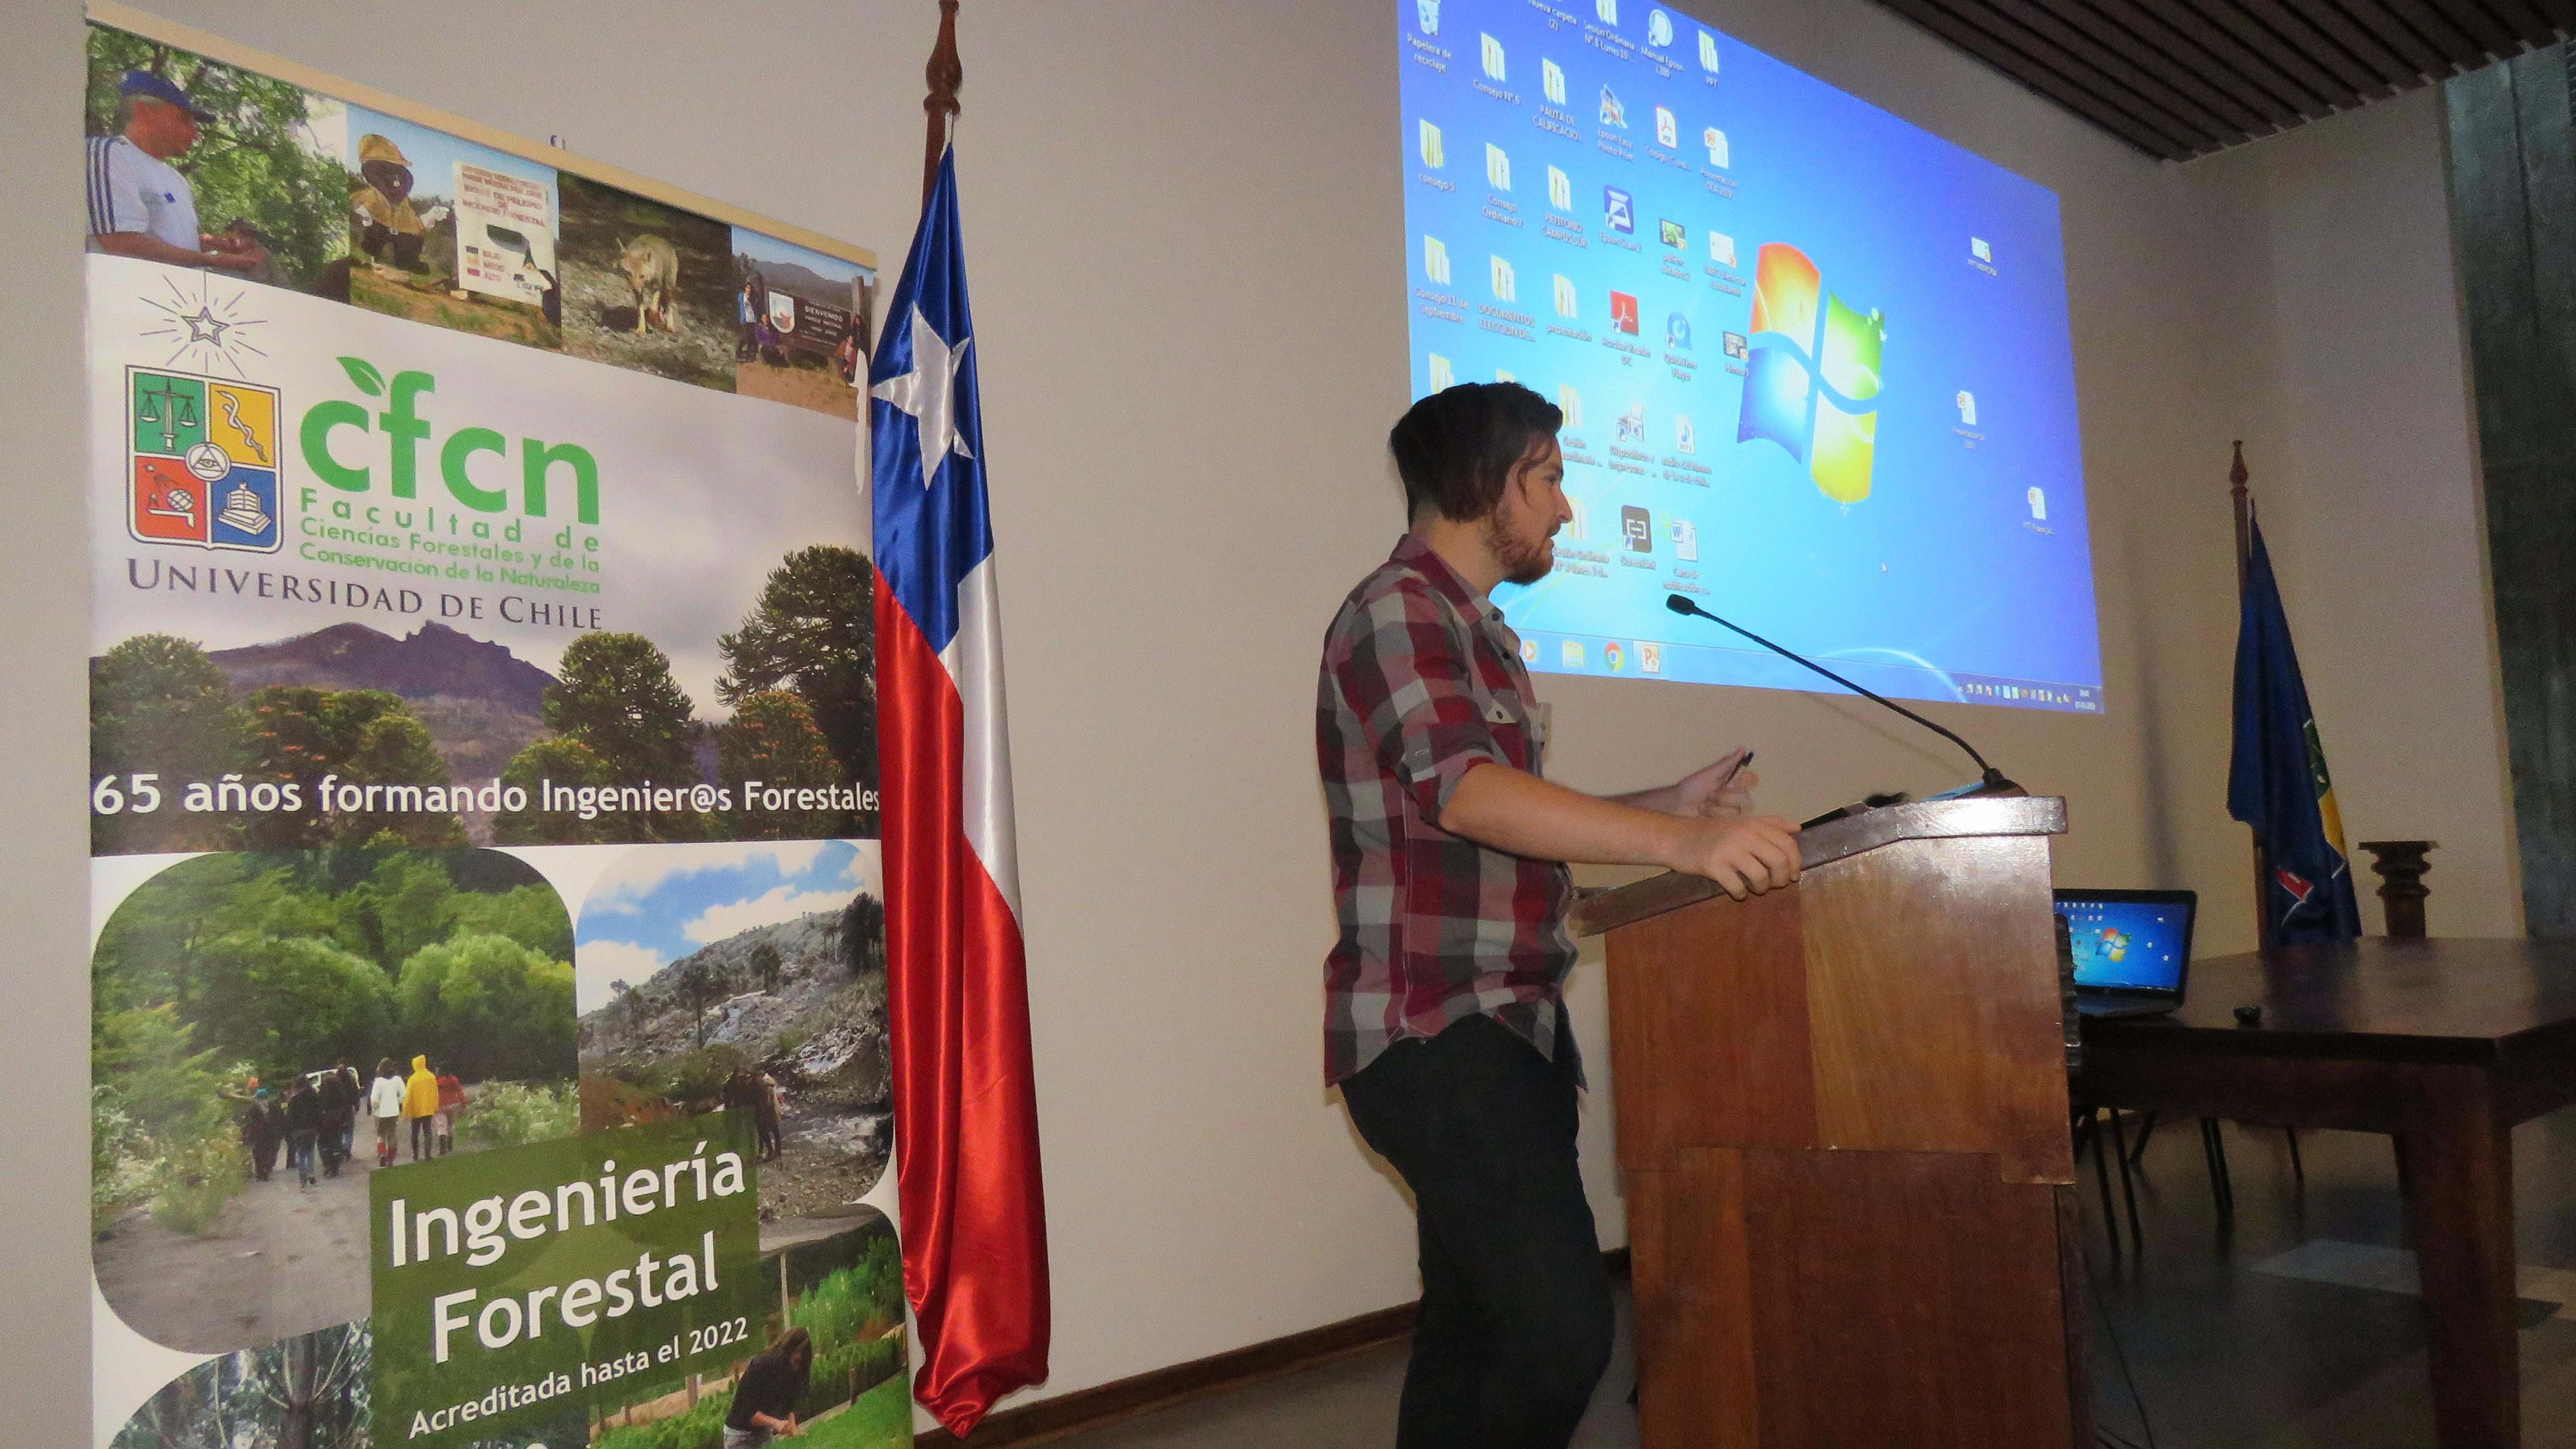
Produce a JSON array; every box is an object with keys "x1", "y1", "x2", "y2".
[{"x1": 575, "y1": 842, "x2": 888, "y2": 1246}]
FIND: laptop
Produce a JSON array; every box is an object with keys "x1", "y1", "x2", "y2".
[{"x1": 2054, "y1": 888, "x2": 2196, "y2": 1019}]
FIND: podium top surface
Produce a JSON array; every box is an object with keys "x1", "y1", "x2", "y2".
[{"x1": 1570, "y1": 794, "x2": 2067, "y2": 937}]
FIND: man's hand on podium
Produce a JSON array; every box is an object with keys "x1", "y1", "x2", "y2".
[{"x1": 1660, "y1": 812, "x2": 1802, "y2": 900}]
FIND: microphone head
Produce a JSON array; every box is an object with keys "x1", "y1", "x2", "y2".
[{"x1": 1664, "y1": 593, "x2": 1694, "y2": 616}]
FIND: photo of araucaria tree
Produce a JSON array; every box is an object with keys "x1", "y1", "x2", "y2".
[
  {"x1": 89, "y1": 545, "x2": 878, "y2": 854},
  {"x1": 492, "y1": 544, "x2": 879, "y2": 845},
  {"x1": 112, "y1": 1319, "x2": 374, "y2": 1449},
  {"x1": 92, "y1": 848, "x2": 579, "y2": 1353}
]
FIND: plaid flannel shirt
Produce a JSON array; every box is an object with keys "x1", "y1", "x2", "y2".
[{"x1": 1317, "y1": 534, "x2": 1577, "y2": 1086}]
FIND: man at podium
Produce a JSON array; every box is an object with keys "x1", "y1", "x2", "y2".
[{"x1": 1315, "y1": 382, "x2": 1803, "y2": 1448}]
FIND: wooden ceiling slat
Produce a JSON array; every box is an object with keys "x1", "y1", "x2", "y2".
[
  {"x1": 2354, "y1": 0, "x2": 2499, "y2": 67},
  {"x1": 2277, "y1": 0, "x2": 2430, "y2": 83},
  {"x1": 1875, "y1": 0, "x2": 2569, "y2": 160},
  {"x1": 1977, "y1": 0, "x2": 2250, "y2": 145},
  {"x1": 2476, "y1": 0, "x2": 2561, "y2": 37},
  {"x1": 2221, "y1": 0, "x2": 2407, "y2": 95},
  {"x1": 2026, "y1": 0, "x2": 2283, "y2": 132},
  {"x1": 2129, "y1": 0, "x2": 2350, "y2": 112},
  {"x1": 2051, "y1": 0, "x2": 2313, "y2": 123},
  {"x1": 1883, "y1": 0, "x2": 2199, "y2": 155},
  {"x1": 2330, "y1": 0, "x2": 2460, "y2": 75},
  {"x1": 2422, "y1": 0, "x2": 2522, "y2": 50}
]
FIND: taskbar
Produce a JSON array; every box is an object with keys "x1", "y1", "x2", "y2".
[{"x1": 1513, "y1": 631, "x2": 2103, "y2": 713}]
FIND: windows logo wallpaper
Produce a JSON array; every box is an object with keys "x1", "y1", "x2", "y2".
[{"x1": 1739, "y1": 243, "x2": 1886, "y2": 504}]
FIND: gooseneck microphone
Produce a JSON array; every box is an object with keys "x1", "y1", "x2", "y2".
[{"x1": 1664, "y1": 593, "x2": 2010, "y2": 791}]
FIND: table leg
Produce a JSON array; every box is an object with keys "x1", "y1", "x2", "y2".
[{"x1": 2394, "y1": 1079, "x2": 2516, "y2": 1449}]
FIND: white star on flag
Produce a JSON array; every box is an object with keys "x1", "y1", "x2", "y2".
[{"x1": 872, "y1": 305, "x2": 975, "y2": 491}]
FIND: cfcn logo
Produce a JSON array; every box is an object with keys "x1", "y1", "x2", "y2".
[
  {"x1": 1736, "y1": 244, "x2": 1885, "y2": 503},
  {"x1": 127, "y1": 366, "x2": 282, "y2": 553}
]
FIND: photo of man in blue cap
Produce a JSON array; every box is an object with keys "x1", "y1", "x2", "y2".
[{"x1": 85, "y1": 70, "x2": 267, "y2": 273}]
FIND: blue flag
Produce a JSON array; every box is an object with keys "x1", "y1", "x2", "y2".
[{"x1": 2227, "y1": 519, "x2": 2362, "y2": 944}]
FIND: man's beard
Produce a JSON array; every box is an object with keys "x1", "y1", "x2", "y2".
[{"x1": 1484, "y1": 513, "x2": 1555, "y2": 586}]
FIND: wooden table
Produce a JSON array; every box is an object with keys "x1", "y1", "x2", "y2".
[{"x1": 2072, "y1": 937, "x2": 2576, "y2": 1449}]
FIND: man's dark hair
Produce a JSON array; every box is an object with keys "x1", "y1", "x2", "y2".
[{"x1": 1388, "y1": 382, "x2": 1562, "y2": 524}]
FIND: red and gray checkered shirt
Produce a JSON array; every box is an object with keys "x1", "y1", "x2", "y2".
[{"x1": 1317, "y1": 534, "x2": 1578, "y2": 1086}]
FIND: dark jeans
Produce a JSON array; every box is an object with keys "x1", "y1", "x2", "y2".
[
  {"x1": 410, "y1": 1116, "x2": 434, "y2": 1161},
  {"x1": 1342, "y1": 1013, "x2": 1614, "y2": 1449}
]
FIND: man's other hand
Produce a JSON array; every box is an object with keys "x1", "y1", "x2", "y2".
[
  {"x1": 1664, "y1": 813, "x2": 1801, "y2": 899},
  {"x1": 1669, "y1": 749, "x2": 1758, "y2": 818}
]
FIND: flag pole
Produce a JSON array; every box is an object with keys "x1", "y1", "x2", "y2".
[
  {"x1": 2231, "y1": 441, "x2": 2268, "y2": 948},
  {"x1": 921, "y1": 0, "x2": 962, "y2": 207}
]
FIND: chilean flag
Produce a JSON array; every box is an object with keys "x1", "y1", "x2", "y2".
[{"x1": 869, "y1": 147, "x2": 1050, "y2": 1433}]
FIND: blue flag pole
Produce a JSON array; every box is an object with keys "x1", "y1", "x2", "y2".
[{"x1": 2230, "y1": 442, "x2": 2266, "y2": 948}]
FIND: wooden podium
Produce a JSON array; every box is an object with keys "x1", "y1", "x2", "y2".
[{"x1": 1571, "y1": 794, "x2": 2085, "y2": 1448}]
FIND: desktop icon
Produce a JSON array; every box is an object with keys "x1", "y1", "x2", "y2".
[
  {"x1": 1557, "y1": 384, "x2": 1583, "y2": 428},
  {"x1": 1648, "y1": 9, "x2": 1674, "y2": 46},
  {"x1": 1620, "y1": 504, "x2": 1654, "y2": 552},
  {"x1": 1553, "y1": 273, "x2": 1578, "y2": 318},
  {"x1": 1703, "y1": 126, "x2": 1729, "y2": 167},
  {"x1": 1423, "y1": 234, "x2": 1451, "y2": 285},
  {"x1": 1495, "y1": 367, "x2": 1516, "y2": 382},
  {"x1": 1699, "y1": 30, "x2": 1720, "y2": 72},
  {"x1": 1427, "y1": 353, "x2": 1454, "y2": 391},
  {"x1": 1665, "y1": 311, "x2": 1692, "y2": 349},
  {"x1": 1674, "y1": 413, "x2": 1696, "y2": 454},
  {"x1": 1603, "y1": 186, "x2": 1634, "y2": 233},
  {"x1": 1669, "y1": 516, "x2": 1698, "y2": 558},
  {"x1": 2028, "y1": 487, "x2": 2047, "y2": 520},
  {"x1": 1971, "y1": 236, "x2": 1992, "y2": 263},
  {"x1": 1566, "y1": 496, "x2": 1588, "y2": 538},
  {"x1": 1542, "y1": 58, "x2": 1568, "y2": 106},
  {"x1": 1604, "y1": 640, "x2": 1626, "y2": 671},
  {"x1": 1561, "y1": 638, "x2": 1588, "y2": 667},
  {"x1": 1418, "y1": 0, "x2": 1441, "y2": 35},
  {"x1": 1654, "y1": 106, "x2": 1679, "y2": 148},
  {"x1": 1547, "y1": 164, "x2": 1573, "y2": 211},
  {"x1": 1486, "y1": 142, "x2": 1512, "y2": 191},
  {"x1": 1955, "y1": 390, "x2": 1976, "y2": 425},
  {"x1": 1710, "y1": 231, "x2": 1736, "y2": 266},
  {"x1": 1521, "y1": 636, "x2": 1540, "y2": 664},
  {"x1": 1616, "y1": 402, "x2": 1645, "y2": 443},
  {"x1": 1721, "y1": 330, "x2": 1748, "y2": 359},
  {"x1": 1609, "y1": 289, "x2": 1640, "y2": 334},
  {"x1": 1595, "y1": 0, "x2": 1618, "y2": 23},
  {"x1": 1489, "y1": 254, "x2": 1516, "y2": 302},
  {"x1": 1659, "y1": 217, "x2": 1686, "y2": 249},
  {"x1": 1481, "y1": 32, "x2": 1506, "y2": 82},
  {"x1": 1420, "y1": 120, "x2": 1445, "y2": 168},
  {"x1": 1638, "y1": 640, "x2": 1664, "y2": 674},
  {"x1": 1599, "y1": 84, "x2": 1627, "y2": 128}
]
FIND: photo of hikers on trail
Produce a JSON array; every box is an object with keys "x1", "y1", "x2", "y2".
[{"x1": 91, "y1": 847, "x2": 579, "y2": 1353}]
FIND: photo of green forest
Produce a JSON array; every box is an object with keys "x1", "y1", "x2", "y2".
[{"x1": 92, "y1": 849, "x2": 578, "y2": 1353}]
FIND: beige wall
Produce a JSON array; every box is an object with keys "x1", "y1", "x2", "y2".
[
  {"x1": 0, "y1": 0, "x2": 2513, "y2": 1432},
  {"x1": 2189, "y1": 90, "x2": 2521, "y2": 939}
]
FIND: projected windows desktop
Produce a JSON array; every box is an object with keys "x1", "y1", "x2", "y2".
[{"x1": 1399, "y1": 0, "x2": 2103, "y2": 712}]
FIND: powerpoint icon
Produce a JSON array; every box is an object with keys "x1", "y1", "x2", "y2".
[{"x1": 1736, "y1": 243, "x2": 1886, "y2": 503}]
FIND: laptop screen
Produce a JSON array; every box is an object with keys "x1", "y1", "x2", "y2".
[{"x1": 2055, "y1": 891, "x2": 2195, "y2": 993}]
